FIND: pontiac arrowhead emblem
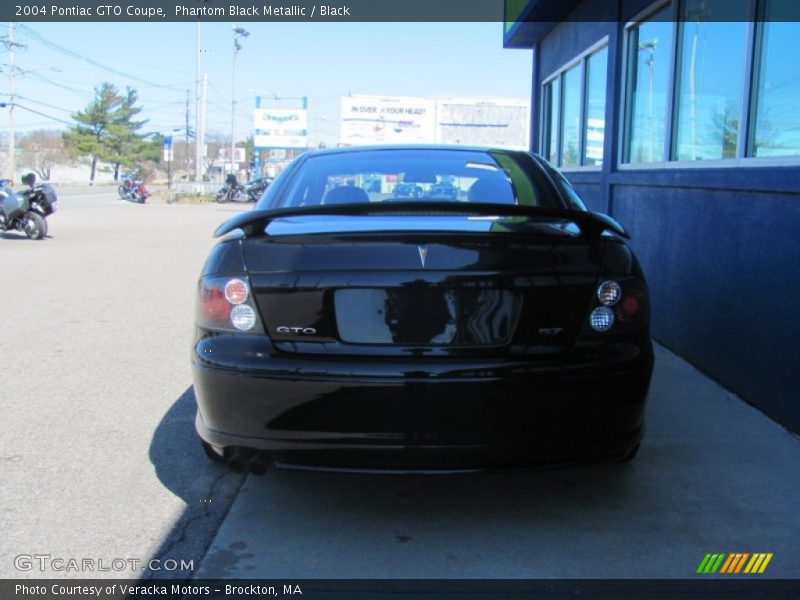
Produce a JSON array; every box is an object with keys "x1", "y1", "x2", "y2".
[{"x1": 417, "y1": 245, "x2": 428, "y2": 268}]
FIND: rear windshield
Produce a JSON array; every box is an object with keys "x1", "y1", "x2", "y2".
[{"x1": 273, "y1": 149, "x2": 564, "y2": 209}]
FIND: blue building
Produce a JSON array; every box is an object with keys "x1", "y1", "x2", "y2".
[{"x1": 505, "y1": 0, "x2": 800, "y2": 432}]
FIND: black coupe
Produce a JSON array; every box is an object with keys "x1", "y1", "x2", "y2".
[{"x1": 193, "y1": 146, "x2": 654, "y2": 473}]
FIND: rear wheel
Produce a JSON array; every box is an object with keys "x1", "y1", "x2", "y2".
[
  {"x1": 200, "y1": 439, "x2": 227, "y2": 464},
  {"x1": 23, "y1": 212, "x2": 46, "y2": 240}
]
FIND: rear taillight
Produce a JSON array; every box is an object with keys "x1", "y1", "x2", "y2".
[
  {"x1": 615, "y1": 289, "x2": 643, "y2": 322},
  {"x1": 587, "y1": 279, "x2": 646, "y2": 333},
  {"x1": 197, "y1": 276, "x2": 264, "y2": 333},
  {"x1": 596, "y1": 280, "x2": 622, "y2": 306},
  {"x1": 590, "y1": 306, "x2": 615, "y2": 331}
]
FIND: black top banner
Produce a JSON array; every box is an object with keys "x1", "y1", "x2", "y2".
[
  {"x1": 4, "y1": 0, "x2": 800, "y2": 23},
  {"x1": 5, "y1": 0, "x2": 506, "y2": 22}
]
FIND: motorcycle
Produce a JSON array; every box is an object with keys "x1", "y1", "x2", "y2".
[
  {"x1": 118, "y1": 176, "x2": 149, "y2": 203},
  {"x1": 0, "y1": 173, "x2": 58, "y2": 240},
  {"x1": 243, "y1": 177, "x2": 272, "y2": 202},
  {"x1": 215, "y1": 174, "x2": 248, "y2": 203}
]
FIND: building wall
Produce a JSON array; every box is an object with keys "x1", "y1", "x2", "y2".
[{"x1": 528, "y1": 0, "x2": 800, "y2": 432}]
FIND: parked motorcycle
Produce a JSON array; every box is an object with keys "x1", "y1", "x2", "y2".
[
  {"x1": 0, "y1": 173, "x2": 58, "y2": 240},
  {"x1": 243, "y1": 177, "x2": 272, "y2": 202},
  {"x1": 215, "y1": 174, "x2": 248, "y2": 203},
  {"x1": 118, "y1": 176, "x2": 149, "y2": 203}
]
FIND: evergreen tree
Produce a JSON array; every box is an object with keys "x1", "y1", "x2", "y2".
[
  {"x1": 63, "y1": 82, "x2": 161, "y2": 182},
  {"x1": 62, "y1": 82, "x2": 120, "y2": 182},
  {"x1": 103, "y1": 87, "x2": 158, "y2": 180}
]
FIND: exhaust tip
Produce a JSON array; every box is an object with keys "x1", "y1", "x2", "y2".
[
  {"x1": 227, "y1": 448, "x2": 255, "y2": 473},
  {"x1": 248, "y1": 453, "x2": 270, "y2": 475}
]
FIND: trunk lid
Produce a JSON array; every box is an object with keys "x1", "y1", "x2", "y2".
[{"x1": 244, "y1": 215, "x2": 604, "y2": 357}]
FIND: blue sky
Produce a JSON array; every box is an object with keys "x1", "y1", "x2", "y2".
[{"x1": 4, "y1": 22, "x2": 532, "y2": 145}]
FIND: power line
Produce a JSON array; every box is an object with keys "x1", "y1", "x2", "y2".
[
  {"x1": 13, "y1": 103, "x2": 73, "y2": 126},
  {"x1": 207, "y1": 81, "x2": 231, "y2": 104},
  {"x1": 3, "y1": 93, "x2": 73, "y2": 114},
  {"x1": 13, "y1": 69, "x2": 88, "y2": 94},
  {"x1": 17, "y1": 24, "x2": 194, "y2": 91}
]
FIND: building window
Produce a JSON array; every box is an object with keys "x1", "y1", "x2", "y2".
[
  {"x1": 623, "y1": 5, "x2": 673, "y2": 163},
  {"x1": 584, "y1": 47, "x2": 608, "y2": 166},
  {"x1": 749, "y1": 1, "x2": 800, "y2": 158},
  {"x1": 561, "y1": 64, "x2": 582, "y2": 168},
  {"x1": 541, "y1": 41, "x2": 608, "y2": 169},
  {"x1": 673, "y1": 0, "x2": 749, "y2": 161},
  {"x1": 542, "y1": 78, "x2": 560, "y2": 164},
  {"x1": 622, "y1": 0, "x2": 800, "y2": 166}
]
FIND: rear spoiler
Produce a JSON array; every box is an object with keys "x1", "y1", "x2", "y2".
[{"x1": 213, "y1": 201, "x2": 629, "y2": 239}]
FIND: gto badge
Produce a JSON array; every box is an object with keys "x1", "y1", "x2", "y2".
[
  {"x1": 276, "y1": 326, "x2": 317, "y2": 335},
  {"x1": 417, "y1": 245, "x2": 429, "y2": 268}
]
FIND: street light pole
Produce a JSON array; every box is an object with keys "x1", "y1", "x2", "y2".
[{"x1": 230, "y1": 27, "x2": 249, "y2": 177}]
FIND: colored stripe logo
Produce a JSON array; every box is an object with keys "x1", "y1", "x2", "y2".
[{"x1": 697, "y1": 553, "x2": 773, "y2": 574}]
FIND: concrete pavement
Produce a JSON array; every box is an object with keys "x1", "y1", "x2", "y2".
[
  {"x1": 0, "y1": 188, "x2": 249, "y2": 579},
  {"x1": 194, "y1": 344, "x2": 800, "y2": 579}
]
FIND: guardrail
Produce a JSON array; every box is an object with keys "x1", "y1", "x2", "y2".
[{"x1": 167, "y1": 182, "x2": 219, "y2": 204}]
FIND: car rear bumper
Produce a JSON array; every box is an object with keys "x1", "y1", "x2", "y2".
[{"x1": 192, "y1": 334, "x2": 653, "y2": 470}]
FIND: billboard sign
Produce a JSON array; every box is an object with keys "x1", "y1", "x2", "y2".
[
  {"x1": 218, "y1": 147, "x2": 246, "y2": 163},
  {"x1": 435, "y1": 98, "x2": 531, "y2": 150},
  {"x1": 340, "y1": 96, "x2": 436, "y2": 145},
  {"x1": 253, "y1": 108, "x2": 308, "y2": 149}
]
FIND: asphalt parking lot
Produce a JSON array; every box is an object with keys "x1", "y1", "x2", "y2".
[
  {"x1": 0, "y1": 188, "x2": 249, "y2": 580},
  {"x1": 1, "y1": 187, "x2": 799, "y2": 580}
]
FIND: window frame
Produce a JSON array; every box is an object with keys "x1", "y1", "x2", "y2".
[
  {"x1": 618, "y1": 0, "x2": 800, "y2": 170},
  {"x1": 540, "y1": 36, "x2": 610, "y2": 172}
]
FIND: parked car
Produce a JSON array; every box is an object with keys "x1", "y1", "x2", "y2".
[
  {"x1": 429, "y1": 182, "x2": 460, "y2": 200},
  {"x1": 192, "y1": 146, "x2": 654, "y2": 473},
  {"x1": 392, "y1": 181, "x2": 423, "y2": 198}
]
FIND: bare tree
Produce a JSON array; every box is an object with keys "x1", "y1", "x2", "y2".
[{"x1": 18, "y1": 129, "x2": 71, "y2": 181}]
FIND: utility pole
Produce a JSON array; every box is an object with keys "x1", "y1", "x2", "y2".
[
  {"x1": 199, "y1": 73, "x2": 207, "y2": 178},
  {"x1": 194, "y1": 23, "x2": 202, "y2": 182},
  {"x1": 7, "y1": 22, "x2": 15, "y2": 182},
  {"x1": 230, "y1": 27, "x2": 249, "y2": 177},
  {"x1": 185, "y1": 89, "x2": 191, "y2": 176}
]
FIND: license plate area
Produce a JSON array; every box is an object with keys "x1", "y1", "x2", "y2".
[{"x1": 334, "y1": 287, "x2": 520, "y2": 346}]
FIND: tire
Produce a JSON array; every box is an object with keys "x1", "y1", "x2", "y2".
[
  {"x1": 23, "y1": 212, "x2": 46, "y2": 240},
  {"x1": 200, "y1": 440, "x2": 227, "y2": 464},
  {"x1": 216, "y1": 191, "x2": 228, "y2": 203},
  {"x1": 118, "y1": 186, "x2": 126, "y2": 200}
]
